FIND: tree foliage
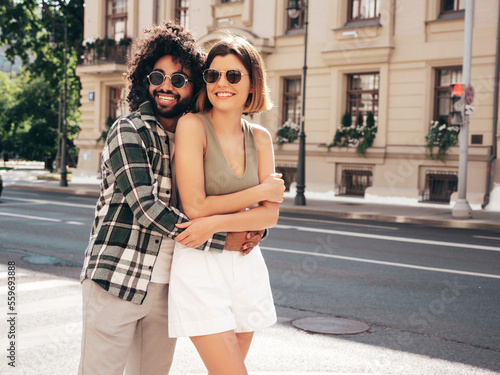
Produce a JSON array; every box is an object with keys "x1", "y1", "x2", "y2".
[{"x1": 0, "y1": 0, "x2": 83, "y2": 163}]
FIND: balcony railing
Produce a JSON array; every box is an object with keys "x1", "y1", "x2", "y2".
[{"x1": 78, "y1": 44, "x2": 130, "y2": 66}]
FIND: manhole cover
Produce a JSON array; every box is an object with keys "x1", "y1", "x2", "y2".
[
  {"x1": 0, "y1": 247, "x2": 82, "y2": 267},
  {"x1": 292, "y1": 317, "x2": 370, "y2": 335}
]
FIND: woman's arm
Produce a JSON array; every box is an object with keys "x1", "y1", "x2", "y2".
[
  {"x1": 175, "y1": 124, "x2": 280, "y2": 248},
  {"x1": 175, "y1": 114, "x2": 283, "y2": 219}
]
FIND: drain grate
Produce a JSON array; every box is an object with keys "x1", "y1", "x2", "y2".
[{"x1": 292, "y1": 317, "x2": 370, "y2": 335}]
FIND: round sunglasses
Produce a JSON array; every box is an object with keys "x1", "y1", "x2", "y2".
[
  {"x1": 147, "y1": 71, "x2": 191, "y2": 89},
  {"x1": 203, "y1": 69, "x2": 248, "y2": 85}
]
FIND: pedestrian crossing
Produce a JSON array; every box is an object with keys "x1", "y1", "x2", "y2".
[
  {"x1": 0, "y1": 265, "x2": 82, "y2": 375},
  {"x1": 0, "y1": 265, "x2": 490, "y2": 375},
  {"x1": 0, "y1": 266, "x2": 361, "y2": 375}
]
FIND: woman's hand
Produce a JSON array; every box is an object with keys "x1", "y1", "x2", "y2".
[
  {"x1": 260, "y1": 173, "x2": 285, "y2": 203},
  {"x1": 174, "y1": 216, "x2": 219, "y2": 249}
]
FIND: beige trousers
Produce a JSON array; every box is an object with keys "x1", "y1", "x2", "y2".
[{"x1": 78, "y1": 279, "x2": 176, "y2": 375}]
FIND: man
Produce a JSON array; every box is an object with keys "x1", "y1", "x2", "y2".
[{"x1": 78, "y1": 21, "x2": 275, "y2": 375}]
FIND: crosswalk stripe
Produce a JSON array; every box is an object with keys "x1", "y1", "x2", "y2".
[
  {"x1": 0, "y1": 279, "x2": 80, "y2": 295},
  {"x1": 18, "y1": 295, "x2": 81, "y2": 315},
  {"x1": 19, "y1": 322, "x2": 82, "y2": 351},
  {"x1": 0, "y1": 272, "x2": 28, "y2": 279}
]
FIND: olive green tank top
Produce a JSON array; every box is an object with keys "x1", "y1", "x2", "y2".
[{"x1": 196, "y1": 112, "x2": 259, "y2": 196}]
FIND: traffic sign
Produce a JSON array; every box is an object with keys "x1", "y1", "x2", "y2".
[
  {"x1": 465, "y1": 104, "x2": 475, "y2": 116},
  {"x1": 465, "y1": 85, "x2": 475, "y2": 104},
  {"x1": 452, "y1": 83, "x2": 464, "y2": 97}
]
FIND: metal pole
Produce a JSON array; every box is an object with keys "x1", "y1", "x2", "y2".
[
  {"x1": 452, "y1": 0, "x2": 473, "y2": 218},
  {"x1": 60, "y1": 17, "x2": 68, "y2": 187},
  {"x1": 294, "y1": 0, "x2": 308, "y2": 206},
  {"x1": 55, "y1": 95, "x2": 62, "y2": 171}
]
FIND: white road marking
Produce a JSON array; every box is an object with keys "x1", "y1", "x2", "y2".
[
  {"x1": 0, "y1": 212, "x2": 87, "y2": 226},
  {"x1": 4, "y1": 196, "x2": 95, "y2": 209},
  {"x1": 0, "y1": 272, "x2": 28, "y2": 279},
  {"x1": 274, "y1": 224, "x2": 500, "y2": 252},
  {"x1": 18, "y1": 322, "x2": 82, "y2": 351},
  {"x1": 0, "y1": 279, "x2": 79, "y2": 295},
  {"x1": 262, "y1": 246, "x2": 500, "y2": 279},
  {"x1": 66, "y1": 221, "x2": 87, "y2": 226},
  {"x1": 18, "y1": 295, "x2": 81, "y2": 315},
  {"x1": 474, "y1": 235, "x2": 500, "y2": 241},
  {"x1": 280, "y1": 216, "x2": 398, "y2": 230},
  {"x1": 0, "y1": 212, "x2": 60, "y2": 222}
]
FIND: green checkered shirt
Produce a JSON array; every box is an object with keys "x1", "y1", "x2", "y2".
[{"x1": 81, "y1": 101, "x2": 226, "y2": 304}]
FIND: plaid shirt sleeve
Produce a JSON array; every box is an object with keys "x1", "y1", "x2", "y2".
[{"x1": 109, "y1": 116, "x2": 226, "y2": 252}]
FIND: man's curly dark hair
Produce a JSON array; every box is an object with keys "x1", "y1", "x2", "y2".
[{"x1": 125, "y1": 20, "x2": 206, "y2": 112}]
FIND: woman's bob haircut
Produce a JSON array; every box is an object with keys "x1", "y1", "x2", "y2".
[{"x1": 196, "y1": 35, "x2": 273, "y2": 114}]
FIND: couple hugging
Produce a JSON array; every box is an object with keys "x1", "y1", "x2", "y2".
[{"x1": 78, "y1": 20, "x2": 285, "y2": 375}]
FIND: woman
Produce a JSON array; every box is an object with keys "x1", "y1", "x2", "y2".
[{"x1": 169, "y1": 35, "x2": 282, "y2": 374}]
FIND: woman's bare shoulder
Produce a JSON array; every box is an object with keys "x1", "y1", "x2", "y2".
[
  {"x1": 177, "y1": 113, "x2": 205, "y2": 132},
  {"x1": 247, "y1": 122, "x2": 272, "y2": 145}
]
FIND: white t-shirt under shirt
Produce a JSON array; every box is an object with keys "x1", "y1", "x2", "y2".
[{"x1": 150, "y1": 130, "x2": 177, "y2": 284}]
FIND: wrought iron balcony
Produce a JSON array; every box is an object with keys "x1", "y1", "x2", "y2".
[{"x1": 78, "y1": 44, "x2": 130, "y2": 66}]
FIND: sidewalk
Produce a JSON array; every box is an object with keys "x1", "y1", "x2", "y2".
[{"x1": 3, "y1": 166, "x2": 500, "y2": 232}]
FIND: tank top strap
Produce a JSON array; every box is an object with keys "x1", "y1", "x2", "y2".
[{"x1": 196, "y1": 112, "x2": 218, "y2": 146}]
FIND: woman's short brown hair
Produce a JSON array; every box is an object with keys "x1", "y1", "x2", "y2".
[{"x1": 196, "y1": 35, "x2": 272, "y2": 114}]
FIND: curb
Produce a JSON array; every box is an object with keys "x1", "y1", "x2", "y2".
[
  {"x1": 6, "y1": 184, "x2": 100, "y2": 197},
  {"x1": 279, "y1": 206, "x2": 500, "y2": 232}
]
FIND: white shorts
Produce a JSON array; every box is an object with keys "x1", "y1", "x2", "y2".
[{"x1": 168, "y1": 243, "x2": 277, "y2": 338}]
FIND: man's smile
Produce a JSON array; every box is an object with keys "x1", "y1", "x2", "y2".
[{"x1": 156, "y1": 92, "x2": 178, "y2": 106}]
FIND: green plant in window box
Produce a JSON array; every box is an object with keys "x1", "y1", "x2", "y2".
[
  {"x1": 328, "y1": 111, "x2": 377, "y2": 157},
  {"x1": 100, "y1": 38, "x2": 116, "y2": 60},
  {"x1": 82, "y1": 37, "x2": 116, "y2": 62},
  {"x1": 119, "y1": 37, "x2": 133, "y2": 46},
  {"x1": 425, "y1": 121, "x2": 460, "y2": 161},
  {"x1": 276, "y1": 119, "x2": 299, "y2": 145}
]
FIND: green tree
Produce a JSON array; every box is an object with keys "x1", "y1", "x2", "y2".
[
  {"x1": 9, "y1": 72, "x2": 60, "y2": 160},
  {"x1": 0, "y1": 0, "x2": 83, "y2": 162},
  {"x1": 0, "y1": 72, "x2": 19, "y2": 156}
]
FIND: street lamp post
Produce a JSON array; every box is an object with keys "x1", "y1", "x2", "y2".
[
  {"x1": 287, "y1": 0, "x2": 308, "y2": 206},
  {"x1": 49, "y1": 17, "x2": 68, "y2": 187}
]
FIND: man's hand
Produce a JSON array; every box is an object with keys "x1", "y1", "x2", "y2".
[{"x1": 224, "y1": 230, "x2": 266, "y2": 255}]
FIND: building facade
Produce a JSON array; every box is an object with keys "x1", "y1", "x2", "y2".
[{"x1": 75, "y1": 0, "x2": 500, "y2": 207}]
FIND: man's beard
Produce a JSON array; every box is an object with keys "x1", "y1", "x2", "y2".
[{"x1": 148, "y1": 90, "x2": 192, "y2": 119}]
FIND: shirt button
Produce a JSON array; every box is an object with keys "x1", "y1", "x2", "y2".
[
  {"x1": 155, "y1": 239, "x2": 159, "y2": 244},
  {"x1": 166, "y1": 189, "x2": 171, "y2": 195},
  {"x1": 149, "y1": 266, "x2": 153, "y2": 270}
]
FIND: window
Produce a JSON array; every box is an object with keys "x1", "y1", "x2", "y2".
[
  {"x1": 422, "y1": 170, "x2": 458, "y2": 203},
  {"x1": 348, "y1": 0, "x2": 381, "y2": 22},
  {"x1": 107, "y1": 0, "x2": 127, "y2": 41},
  {"x1": 434, "y1": 67, "x2": 462, "y2": 125},
  {"x1": 346, "y1": 73, "x2": 379, "y2": 125},
  {"x1": 175, "y1": 0, "x2": 189, "y2": 28},
  {"x1": 441, "y1": 0, "x2": 465, "y2": 14},
  {"x1": 340, "y1": 166, "x2": 373, "y2": 196},
  {"x1": 109, "y1": 86, "x2": 125, "y2": 121},
  {"x1": 283, "y1": 77, "x2": 302, "y2": 126},
  {"x1": 287, "y1": 0, "x2": 305, "y2": 31}
]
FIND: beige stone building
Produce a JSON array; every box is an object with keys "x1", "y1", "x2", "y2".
[{"x1": 75, "y1": 0, "x2": 500, "y2": 207}]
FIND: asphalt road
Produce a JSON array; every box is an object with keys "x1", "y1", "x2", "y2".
[{"x1": 0, "y1": 187, "x2": 499, "y2": 374}]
